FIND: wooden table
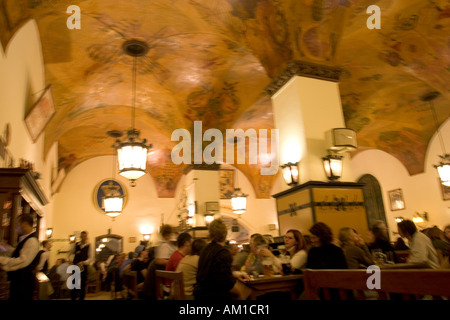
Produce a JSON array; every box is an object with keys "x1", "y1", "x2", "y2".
[{"x1": 239, "y1": 274, "x2": 303, "y2": 300}]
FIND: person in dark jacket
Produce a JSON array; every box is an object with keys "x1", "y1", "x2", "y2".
[
  {"x1": 194, "y1": 219, "x2": 250, "y2": 301},
  {"x1": 0, "y1": 214, "x2": 40, "y2": 300},
  {"x1": 368, "y1": 220, "x2": 398, "y2": 262},
  {"x1": 306, "y1": 222, "x2": 347, "y2": 269},
  {"x1": 306, "y1": 222, "x2": 349, "y2": 300}
]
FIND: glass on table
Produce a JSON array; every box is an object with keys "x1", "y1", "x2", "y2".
[
  {"x1": 262, "y1": 258, "x2": 274, "y2": 277},
  {"x1": 385, "y1": 251, "x2": 395, "y2": 264},
  {"x1": 372, "y1": 249, "x2": 387, "y2": 266}
]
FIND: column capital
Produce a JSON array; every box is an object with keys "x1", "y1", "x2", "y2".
[{"x1": 265, "y1": 61, "x2": 341, "y2": 96}]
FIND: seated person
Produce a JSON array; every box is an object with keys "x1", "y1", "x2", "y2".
[
  {"x1": 283, "y1": 229, "x2": 308, "y2": 272},
  {"x1": 176, "y1": 239, "x2": 207, "y2": 299},
  {"x1": 56, "y1": 258, "x2": 70, "y2": 283},
  {"x1": 397, "y1": 220, "x2": 439, "y2": 269},
  {"x1": 131, "y1": 249, "x2": 150, "y2": 287},
  {"x1": 242, "y1": 234, "x2": 281, "y2": 276},
  {"x1": 423, "y1": 226, "x2": 450, "y2": 258},
  {"x1": 306, "y1": 222, "x2": 347, "y2": 269},
  {"x1": 338, "y1": 227, "x2": 374, "y2": 269},
  {"x1": 368, "y1": 220, "x2": 398, "y2": 262},
  {"x1": 306, "y1": 222, "x2": 348, "y2": 300},
  {"x1": 232, "y1": 244, "x2": 249, "y2": 271},
  {"x1": 166, "y1": 233, "x2": 192, "y2": 272},
  {"x1": 194, "y1": 219, "x2": 251, "y2": 301}
]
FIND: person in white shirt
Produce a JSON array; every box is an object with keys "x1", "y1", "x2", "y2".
[
  {"x1": 56, "y1": 258, "x2": 70, "y2": 282},
  {"x1": 397, "y1": 220, "x2": 440, "y2": 269},
  {"x1": 283, "y1": 229, "x2": 309, "y2": 272},
  {"x1": 0, "y1": 214, "x2": 39, "y2": 300},
  {"x1": 155, "y1": 225, "x2": 176, "y2": 267}
]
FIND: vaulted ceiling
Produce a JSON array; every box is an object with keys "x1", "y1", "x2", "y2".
[{"x1": 1, "y1": 0, "x2": 449, "y2": 198}]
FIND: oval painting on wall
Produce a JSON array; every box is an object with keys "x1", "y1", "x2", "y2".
[{"x1": 92, "y1": 179, "x2": 128, "y2": 214}]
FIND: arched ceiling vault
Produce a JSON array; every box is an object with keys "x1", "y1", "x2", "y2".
[{"x1": 2, "y1": 0, "x2": 449, "y2": 198}]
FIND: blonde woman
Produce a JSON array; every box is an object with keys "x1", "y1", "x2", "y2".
[{"x1": 242, "y1": 234, "x2": 281, "y2": 276}]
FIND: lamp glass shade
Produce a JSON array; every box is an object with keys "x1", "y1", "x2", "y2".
[
  {"x1": 281, "y1": 162, "x2": 299, "y2": 186},
  {"x1": 117, "y1": 144, "x2": 148, "y2": 180},
  {"x1": 104, "y1": 195, "x2": 123, "y2": 217},
  {"x1": 437, "y1": 163, "x2": 450, "y2": 186},
  {"x1": 231, "y1": 188, "x2": 247, "y2": 215},
  {"x1": 323, "y1": 155, "x2": 343, "y2": 180}
]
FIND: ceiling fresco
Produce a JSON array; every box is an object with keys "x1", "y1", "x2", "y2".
[{"x1": 1, "y1": 0, "x2": 449, "y2": 198}]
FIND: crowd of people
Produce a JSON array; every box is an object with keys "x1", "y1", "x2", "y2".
[{"x1": 1, "y1": 213, "x2": 450, "y2": 300}]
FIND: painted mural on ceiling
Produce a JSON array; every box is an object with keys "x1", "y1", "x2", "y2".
[{"x1": 1, "y1": 0, "x2": 449, "y2": 198}]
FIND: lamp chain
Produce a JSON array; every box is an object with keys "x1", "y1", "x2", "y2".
[
  {"x1": 132, "y1": 56, "x2": 137, "y2": 130},
  {"x1": 430, "y1": 100, "x2": 447, "y2": 155},
  {"x1": 112, "y1": 147, "x2": 116, "y2": 180}
]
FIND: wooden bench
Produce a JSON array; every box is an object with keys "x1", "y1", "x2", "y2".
[
  {"x1": 303, "y1": 269, "x2": 450, "y2": 300},
  {"x1": 155, "y1": 270, "x2": 185, "y2": 300},
  {"x1": 86, "y1": 270, "x2": 101, "y2": 295},
  {"x1": 122, "y1": 271, "x2": 138, "y2": 300}
]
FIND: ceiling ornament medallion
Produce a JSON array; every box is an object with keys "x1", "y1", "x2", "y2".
[{"x1": 265, "y1": 61, "x2": 341, "y2": 96}]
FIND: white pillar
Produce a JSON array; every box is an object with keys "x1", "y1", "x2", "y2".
[
  {"x1": 184, "y1": 165, "x2": 220, "y2": 227},
  {"x1": 269, "y1": 62, "x2": 354, "y2": 188}
]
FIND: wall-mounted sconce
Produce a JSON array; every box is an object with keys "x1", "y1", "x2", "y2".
[
  {"x1": 46, "y1": 228, "x2": 53, "y2": 239},
  {"x1": 322, "y1": 154, "x2": 343, "y2": 181},
  {"x1": 142, "y1": 234, "x2": 151, "y2": 241},
  {"x1": 69, "y1": 235, "x2": 76, "y2": 243},
  {"x1": 281, "y1": 162, "x2": 299, "y2": 186},
  {"x1": 395, "y1": 217, "x2": 404, "y2": 223},
  {"x1": 412, "y1": 212, "x2": 429, "y2": 224}
]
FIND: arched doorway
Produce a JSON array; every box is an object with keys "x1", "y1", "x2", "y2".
[
  {"x1": 357, "y1": 174, "x2": 388, "y2": 239},
  {"x1": 95, "y1": 234, "x2": 123, "y2": 261},
  {"x1": 221, "y1": 214, "x2": 250, "y2": 244}
]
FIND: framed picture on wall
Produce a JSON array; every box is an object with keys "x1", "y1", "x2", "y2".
[
  {"x1": 24, "y1": 85, "x2": 55, "y2": 142},
  {"x1": 439, "y1": 179, "x2": 450, "y2": 201},
  {"x1": 388, "y1": 188, "x2": 405, "y2": 211},
  {"x1": 219, "y1": 169, "x2": 234, "y2": 199}
]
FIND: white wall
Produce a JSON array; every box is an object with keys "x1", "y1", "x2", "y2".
[
  {"x1": 51, "y1": 155, "x2": 179, "y2": 263},
  {"x1": 0, "y1": 20, "x2": 56, "y2": 241},
  {"x1": 351, "y1": 117, "x2": 450, "y2": 239}
]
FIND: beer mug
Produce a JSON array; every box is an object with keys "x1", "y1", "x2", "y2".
[{"x1": 262, "y1": 258, "x2": 274, "y2": 277}]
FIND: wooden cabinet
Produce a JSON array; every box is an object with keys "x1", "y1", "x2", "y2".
[
  {"x1": 0, "y1": 169, "x2": 48, "y2": 300},
  {"x1": 0, "y1": 168, "x2": 48, "y2": 246},
  {"x1": 272, "y1": 181, "x2": 369, "y2": 238}
]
